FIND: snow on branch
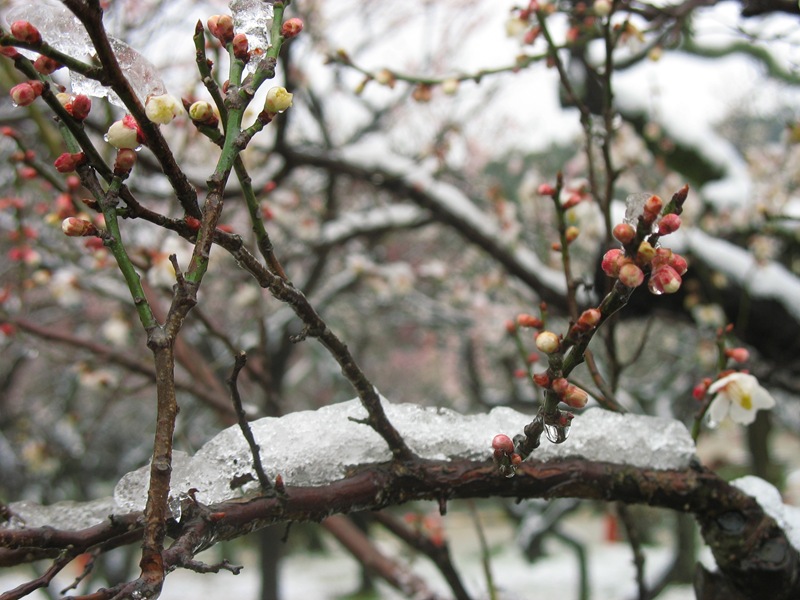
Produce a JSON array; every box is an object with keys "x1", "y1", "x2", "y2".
[{"x1": 9, "y1": 402, "x2": 694, "y2": 531}]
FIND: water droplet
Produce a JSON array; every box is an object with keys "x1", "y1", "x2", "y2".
[
  {"x1": 168, "y1": 496, "x2": 182, "y2": 522},
  {"x1": 544, "y1": 423, "x2": 570, "y2": 444},
  {"x1": 648, "y1": 277, "x2": 664, "y2": 295},
  {"x1": 706, "y1": 416, "x2": 719, "y2": 429}
]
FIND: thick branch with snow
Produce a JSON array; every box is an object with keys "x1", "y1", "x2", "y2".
[{"x1": 3, "y1": 404, "x2": 799, "y2": 599}]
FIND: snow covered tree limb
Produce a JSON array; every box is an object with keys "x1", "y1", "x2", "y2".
[{"x1": 3, "y1": 457, "x2": 798, "y2": 599}]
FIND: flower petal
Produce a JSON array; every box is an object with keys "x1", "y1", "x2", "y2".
[
  {"x1": 707, "y1": 395, "x2": 730, "y2": 425},
  {"x1": 728, "y1": 397, "x2": 758, "y2": 425}
]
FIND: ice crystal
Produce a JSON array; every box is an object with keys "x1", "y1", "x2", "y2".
[
  {"x1": 5, "y1": 3, "x2": 166, "y2": 107},
  {"x1": 230, "y1": 0, "x2": 275, "y2": 75}
]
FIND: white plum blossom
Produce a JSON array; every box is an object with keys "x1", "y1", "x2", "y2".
[
  {"x1": 707, "y1": 372, "x2": 776, "y2": 426},
  {"x1": 145, "y1": 94, "x2": 182, "y2": 124}
]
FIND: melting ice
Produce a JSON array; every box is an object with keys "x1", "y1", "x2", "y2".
[
  {"x1": 231, "y1": 0, "x2": 274, "y2": 75},
  {"x1": 8, "y1": 402, "x2": 699, "y2": 530},
  {"x1": 4, "y1": 3, "x2": 166, "y2": 106}
]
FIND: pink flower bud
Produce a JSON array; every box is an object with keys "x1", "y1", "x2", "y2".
[
  {"x1": 563, "y1": 384, "x2": 589, "y2": 408},
  {"x1": 505, "y1": 320, "x2": 517, "y2": 334},
  {"x1": 643, "y1": 194, "x2": 663, "y2": 221},
  {"x1": 54, "y1": 152, "x2": 86, "y2": 173},
  {"x1": 69, "y1": 94, "x2": 92, "y2": 121},
  {"x1": 618, "y1": 262, "x2": 644, "y2": 288},
  {"x1": 207, "y1": 15, "x2": 234, "y2": 44},
  {"x1": 668, "y1": 252, "x2": 688, "y2": 275},
  {"x1": 533, "y1": 372, "x2": 550, "y2": 387},
  {"x1": 613, "y1": 223, "x2": 635, "y2": 244},
  {"x1": 648, "y1": 264, "x2": 682, "y2": 295},
  {"x1": 33, "y1": 55, "x2": 61, "y2": 75},
  {"x1": 577, "y1": 308, "x2": 602, "y2": 329},
  {"x1": 492, "y1": 434, "x2": 515, "y2": 454},
  {"x1": 657, "y1": 213, "x2": 681, "y2": 235},
  {"x1": 61, "y1": 217, "x2": 97, "y2": 237},
  {"x1": 114, "y1": 148, "x2": 137, "y2": 174},
  {"x1": 281, "y1": 17, "x2": 304, "y2": 39},
  {"x1": 692, "y1": 379, "x2": 710, "y2": 401},
  {"x1": 232, "y1": 33, "x2": 249, "y2": 61},
  {"x1": 10, "y1": 82, "x2": 37, "y2": 107},
  {"x1": 516, "y1": 313, "x2": 543, "y2": 328},
  {"x1": 601, "y1": 248, "x2": 623, "y2": 277},
  {"x1": 551, "y1": 377, "x2": 569, "y2": 396},
  {"x1": 537, "y1": 183, "x2": 555, "y2": 196},
  {"x1": 0, "y1": 47, "x2": 21, "y2": 59},
  {"x1": 535, "y1": 330, "x2": 560, "y2": 354},
  {"x1": 184, "y1": 216, "x2": 202, "y2": 232},
  {"x1": 10, "y1": 21, "x2": 41, "y2": 45},
  {"x1": 725, "y1": 347, "x2": 750, "y2": 363}
]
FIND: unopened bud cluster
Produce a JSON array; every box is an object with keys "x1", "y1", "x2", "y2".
[
  {"x1": 491, "y1": 434, "x2": 521, "y2": 477},
  {"x1": 602, "y1": 194, "x2": 688, "y2": 295},
  {"x1": 9, "y1": 80, "x2": 44, "y2": 107}
]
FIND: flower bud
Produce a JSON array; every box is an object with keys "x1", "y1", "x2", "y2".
[
  {"x1": 207, "y1": 14, "x2": 234, "y2": 44},
  {"x1": 10, "y1": 82, "x2": 38, "y2": 107},
  {"x1": 601, "y1": 248, "x2": 623, "y2": 277},
  {"x1": 375, "y1": 69, "x2": 396, "y2": 87},
  {"x1": 577, "y1": 308, "x2": 602, "y2": 329},
  {"x1": 668, "y1": 252, "x2": 688, "y2": 275},
  {"x1": 10, "y1": 20, "x2": 41, "y2": 44},
  {"x1": 33, "y1": 55, "x2": 61, "y2": 75},
  {"x1": 643, "y1": 194, "x2": 663, "y2": 222},
  {"x1": 188, "y1": 100, "x2": 218, "y2": 125},
  {"x1": 657, "y1": 213, "x2": 681, "y2": 235},
  {"x1": 114, "y1": 148, "x2": 137, "y2": 174},
  {"x1": 61, "y1": 217, "x2": 97, "y2": 237},
  {"x1": 538, "y1": 183, "x2": 556, "y2": 196},
  {"x1": 265, "y1": 86, "x2": 293, "y2": 114},
  {"x1": 69, "y1": 94, "x2": 92, "y2": 121},
  {"x1": 725, "y1": 347, "x2": 750, "y2": 363},
  {"x1": 281, "y1": 17, "x2": 304, "y2": 39},
  {"x1": 613, "y1": 223, "x2": 635, "y2": 244},
  {"x1": 145, "y1": 94, "x2": 182, "y2": 125},
  {"x1": 551, "y1": 377, "x2": 569, "y2": 396},
  {"x1": 441, "y1": 78, "x2": 459, "y2": 95},
  {"x1": 565, "y1": 226, "x2": 580, "y2": 244},
  {"x1": 648, "y1": 264, "x2": 682, "y2": 295},
  {"x1": 563, "y1": 384, "x2": 589, "y2": 408},
  {"x1": 618, "y1": 262, "x2": 644, "y2": 288},
  {"x1": 535, "y1": 330, "x2": 560, "y2": 354},
  {"x1": 692, "y1": 378, "x2": 711, "y2": 401},
  {"x1": 106, "y1": 116, "x2": 143, "y2": 149},
  {"x1": 184, "y1": 216, "x2": 202, "y2": 232},
  {"x1": 232, "y1": 33, "x2": 250, "y2": 61},
  {"x1": 533, "y1": 372, "x2": 550, "y2": 387},
  {"x1": 636, "y1": 240, "x2": 656, "y2": 264},
  {"x1": 516, "y1": 313, "x2": 543, "y2": 328},
  {"x1": 54, "y1": 152, "x2": 86, "y2": 173},
  {"x1": 491, "y1": 434, "x2": 515, "y2": 454},
  {"x1": 412, "y1": 83, "x2": 432, "y2": 102},
  {"x1": 0, "y1": 47, "x2": 21, "y2": 59},
  {"x1": 593, "y1": 0, "x2": 612, "y2": 16}
]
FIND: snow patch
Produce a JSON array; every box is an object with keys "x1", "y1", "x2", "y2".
[{"x1": 732, "y1": 476, "x2": 800, "y2": 551}]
